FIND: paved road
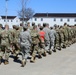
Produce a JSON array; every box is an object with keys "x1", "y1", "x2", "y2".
[{"x1": 0, "y1": 44, "x2": 76, "y2": 75}]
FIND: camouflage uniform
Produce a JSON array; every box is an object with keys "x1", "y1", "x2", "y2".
[
  {"x1": 30, "y1": 26, "x2": 41, "y2": 62},
  {"x1": 55, "y1": 27, "x2": 62, "y2": 50},
  {"x1": 19, "y1": 26, "x2": 32, "y2": 67},
  {"x1": 43, "y1": 26, "x2": 51, "y2": 54},
  {"x1": 49, "y1": 27, "x2": 56, "y2": 52},
  {"x1": 63, "y1": 25, "x2": 69, "y2": 47},
  {"x1": 0, "y1": 26, "x2": 11, "y2": 65},
  {"x1": 12, "y1": 26, "x2": 20, "y2": 60},
  {"x1": 39, "y1": 26, "x2": 46, "y2": 56},
  {"x1": 0, "y1": 25, "x2": 3, "y2": 64}
]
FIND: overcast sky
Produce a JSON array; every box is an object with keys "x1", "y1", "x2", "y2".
[{"x1": 0, "y1": 0, "x2": 76, "y2": 16}]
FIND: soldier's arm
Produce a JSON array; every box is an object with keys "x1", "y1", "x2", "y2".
[{"x1": 28, "y1": 33, "x2": 32, "y2": 44}]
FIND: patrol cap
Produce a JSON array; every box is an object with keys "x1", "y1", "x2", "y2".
[
  {"x1": 40, "y1": 26, "x2": 43, "y2": 30},
  {"x1": 32, "y1": 22, "x2": 35, "y2": 26},
  {"x1": 12, "y1": 25, "x2": 16, "y2": 28},
  {"x1": 15, "y1": 25, "x2": 19, "y2": 30},
  {"x1": 33, "y1": 25, "x2": 37, "y2": 29}
]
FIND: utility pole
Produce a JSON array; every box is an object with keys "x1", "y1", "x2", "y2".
[
  {"x1": 22, "y1": 0, "x2": 25, "y2": 25},
  {"x1": 21, "y1": 0, "x2": 29, "y2": 25},
  {"x1": 5, "y1": 0, "x2": 9, "y2": 24}
]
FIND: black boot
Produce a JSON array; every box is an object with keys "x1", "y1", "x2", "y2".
[
  {"x1": 14, "y1": 56, "x2": 18, "y2": 61},
  {"x1": 52, "y1": 49, "x2": 56, "y2": 52},
  {"x1": 42, "y1": 51, "x2": 46, "y2": 57},
  {"x1": 48, "y1": 50, "x2": 52, "y2": 55},
  {"x1": 21, "y1": 59, "x2": 26, "y2": 67},
  {"x1": 4, "y1": 60, "x2": 9, "y2": 65}
]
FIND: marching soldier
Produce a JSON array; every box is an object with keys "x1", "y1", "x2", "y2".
[
  {"x1": 43, "y1": 23, "x2": 52, "y2": 54},
  {"x1": 0, "y1": 25, "x2": 11, "y2": 65},
  {"x1": 30, "y1": 25, "x2": 41, "y2": 62},
  {"x1": 19, "y1": 26, "x2": 32, "y2": 67}
]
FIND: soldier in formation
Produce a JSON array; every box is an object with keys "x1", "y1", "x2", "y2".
[{"x1": 0, "y1": 22, "x2": 76, "y2": 67}]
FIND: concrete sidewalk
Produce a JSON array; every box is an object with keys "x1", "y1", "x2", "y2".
[{"x1": 0, "y1": 44, "x2": 76, "y2": 75}]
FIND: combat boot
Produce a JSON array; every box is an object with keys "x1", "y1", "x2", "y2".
[
  {"x1": 14, "y1": 56, "x2": 18, "y2": 61},
  {"x1": 38, "y1": 54, "x2": 42, "y2": 59},
  {"x1": 58, "y1": 47, "x2": 61, "y2": 51},
  {"x1": 4, "y1": 60, "x2": 9, "y2": 65},
  {"x1": 52, "y1": 49, "x2": 56, "y2": 52},
  {"x1": 42, "y1": 51, "x2": 47, "y2": 57},
  {"x1": 48, "y1": 50, "x2": 52, "y2": 55},
  {"x1": 62, "y1": 45, "x2": 66, "y2": 48},
  {"x1": 30, "y1": 56, "x2": 36, "y2": 63},
  {"x1": 21, "y1": 59, "x2": 26, "y2": 67}
]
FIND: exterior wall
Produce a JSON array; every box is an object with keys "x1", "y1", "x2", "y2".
[
  {"x1": 0, "y1": 17, "x2": 21, "y2": 28},
  {"x1": 28, "y1": 17, "x2": 76, "y2": 26}
]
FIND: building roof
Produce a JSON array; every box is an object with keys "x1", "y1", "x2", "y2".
[
  {"x1": 33, "y1": 13, "x2": 76, "y2": 17},
  {"x1": 1, "y1": 16, "x2": 16, "y2": 19}
]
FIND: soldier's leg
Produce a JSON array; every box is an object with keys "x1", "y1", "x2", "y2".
[
  {"x1": 30, "y1": 44, "x2": 37, "y2": 63},
  {"x1": 0, "y1": 46, "x2": 5, "y2": 64},
  {"x1": 14, "y1": 43, "x2": 20, "y2": 61},
  {"x1": 21, "y1": 49, "x2": 26, "y2": 67},
  {"x1": 4, "y1": 47, "x2": 10, "y2": 65},
  {"x1": 51, "y1": 38, "x2": 56, "y2": 52},
  {"x1": 55, "y1": 33, "x2": 60, "y2": 50},
  {"x1": 0, "y1": 49, "x2": 4, "y2": 65},
  {"x1": 45, "y1": 40, "x2": 52, "y2": 54},
  {"x1": 21, "y1": 46, "x2": 30, "y2": 67},
  {"x1": 41, "y1": 43, "x2": 46, "y2": 56}
]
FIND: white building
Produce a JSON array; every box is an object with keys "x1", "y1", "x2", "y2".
[
  {"x1": 28, "y1": 13, "x2": 76, "y2": 26},
  {"x1": 0, "y1": 16, "x2": 28, "y2": 28}
]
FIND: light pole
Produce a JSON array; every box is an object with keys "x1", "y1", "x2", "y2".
[
  {"x1": 22, "y1": 0, "x2": 29, "y2": 25},
  {"x1": 5, "y1": 0, "x2": 9, "y2": 24}
]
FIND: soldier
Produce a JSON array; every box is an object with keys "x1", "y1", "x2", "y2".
[
  {"x1": 0, "y1": 24, "x2": 3, "y2": 64},
  {"x1": 19, "y1": 26, "x2": 32, "y2": 67},
  {"x1": 37, "y1": 23, "x2": 41, "y2": 32},
  {"x1": 39, "y1": 26, "x2": 46, "y2": 56},
  {"x1": 30, "y1": 25, "x2": 41, "y2": 63},
  {"x1": 27, "y1": 22, "x2": 32, "y2": 33},
  {"x1": 12, "y1": 25, "x2": 20, "y2": 61},
  {"x1": 63, "y1": 23, "x2": 69, "y2": 47},
  {"x1": 54, "y1": 25, "x2": 62, "y2": 50},
  {"x1": 59, "y1": 26, "x2": 66, "y2": 48},
  {"x1": 49, "y1": 27, "x2": 56, "y2": 52},
  {"x1": 43, "y1": 23, "x2": 52, "y2": 54},
  {"x1": 19, "y1": 23, "x2": 23, "y2": 32},
  {"x1": 0, "y1": 25, "x2": 11, "y2": 65}
]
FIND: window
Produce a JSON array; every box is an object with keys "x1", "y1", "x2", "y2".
[
  {"x1": 16, "y1": 20, "x2": 18, "y2": 22},
  {"x1": 35, "y1": 18, "x2": 37, "y2": 21},
  {"x1": 74, "y1": 19, "x2": 76, "y2": 22},
  {"x1": 4, "y1": 19, "x2": 6, "y2": 22},
  {"x1": 54, "y1": 18, "x2": 56, "y2": 21},
  {"x1": 67, "y1": 19, "x2": 70, "y2": 22},
  {"x1": 60, "y1": 18, "x2": 63, "y2": 22},
  {"x1": 41, "y1": 18, "x2": 43, "y2": 21},
  {"x1": 8, "y1": 20, "x2": 9, "y2": 22},
  {"x1": 11, "y1": 20, "x2": 13, "y2": 22}
]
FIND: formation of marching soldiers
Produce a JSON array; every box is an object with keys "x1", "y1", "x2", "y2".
[{"x1": 0, "y1": 22, "x2": 76, "y2": 67}]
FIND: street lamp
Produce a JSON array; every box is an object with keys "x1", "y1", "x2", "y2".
[
  {"x1": 22, "y1": 0, "x2": 29, "y2": 25},
  {"x1": 5, "y1": 0, "x2": 9, "y2": 24}
]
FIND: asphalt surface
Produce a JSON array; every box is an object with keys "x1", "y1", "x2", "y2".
[{"x1": 0, "y1": 43, "x2": 76, "y2": 75}]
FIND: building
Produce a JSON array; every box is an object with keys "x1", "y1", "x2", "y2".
[
  {"x1": 20, "y1": 18, "x2": 29, "y2": 25},
  {"x1": 0, "y1": 16, "x2": 29, "y2": 28},
  {"x1": 28, "y1": 13, "x2": 76, "y2": 26}
]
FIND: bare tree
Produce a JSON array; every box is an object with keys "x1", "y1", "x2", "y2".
[
  {"x1": 18, "y1": 0, "x2": 34, "y2": 25},
  {"x1": 25, "y1": 8, "x2": 34, "y2": 19}
]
